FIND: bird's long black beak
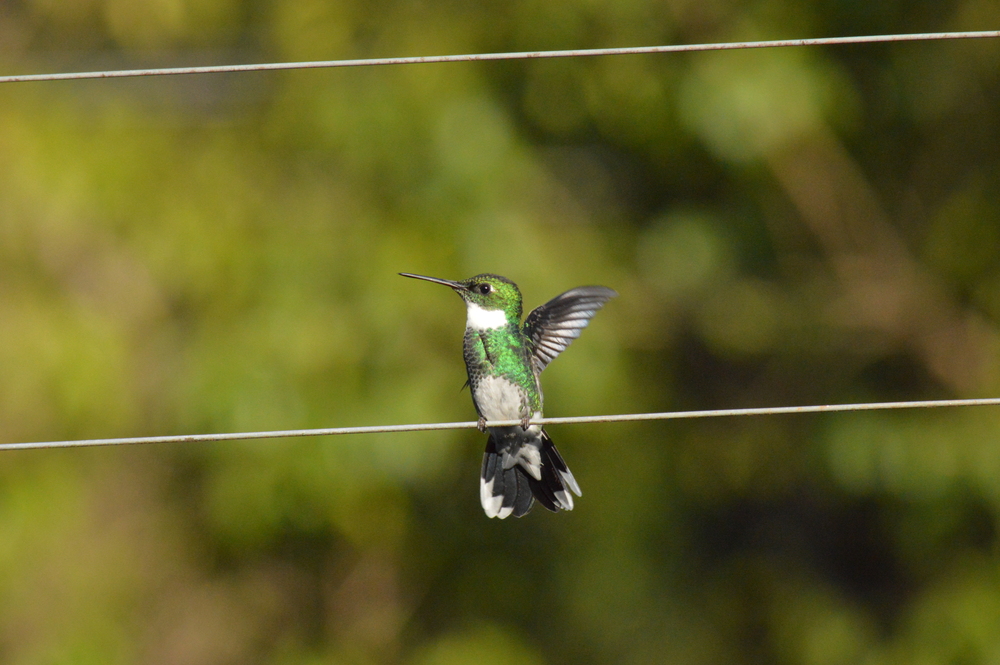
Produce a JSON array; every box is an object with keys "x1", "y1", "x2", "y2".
[{"x1": 399, "y1": 273, "x2": 467, "y2": 290}]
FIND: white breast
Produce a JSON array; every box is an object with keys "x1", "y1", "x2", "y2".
[
  {"x1": 475, "y1": 375, "x2": 529, "y2": 421},
  {"x1": 466, "y1": 302, "x2": 508, "y2": 331}
]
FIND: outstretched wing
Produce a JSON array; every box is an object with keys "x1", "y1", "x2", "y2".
[{"x1": 523, "y1": 286, "x2": 617, "y2": 373}]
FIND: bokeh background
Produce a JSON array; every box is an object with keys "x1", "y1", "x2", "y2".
[{"x1": 2, "y1": 1, "x2": 1000, "y2": 663}]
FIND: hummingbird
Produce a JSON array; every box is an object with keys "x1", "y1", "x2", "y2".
[{"x1": 400, "y1": 272, "x2": 617, "y2": 518}]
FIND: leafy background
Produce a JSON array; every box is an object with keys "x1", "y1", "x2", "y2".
[{"x1": 2, "y1": 1, "x2": 1000, "y2": 663}]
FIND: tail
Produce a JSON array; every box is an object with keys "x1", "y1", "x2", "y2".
[{"x1": 479, "y1": 428, "x2": 582, "y2": 519}]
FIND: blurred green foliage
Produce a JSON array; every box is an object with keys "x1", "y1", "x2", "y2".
[{"x1": 2, "y1": 0, "x2": 1000, "y2": 663}]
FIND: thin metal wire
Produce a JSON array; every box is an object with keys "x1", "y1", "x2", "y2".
[
  {"x1": 3, "y1": 29, "x2": 999, "y2": 450},
  {"x1": 2, "y1": 31, "x2": 998, "y2": 84},
  {"x1": 5, "y1": 397, "x2": 1000, "y2": 451}
]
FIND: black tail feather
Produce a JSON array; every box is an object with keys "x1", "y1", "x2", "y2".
[{"x1": 480, "y1": 428, "x2": 581, "y2": 519}]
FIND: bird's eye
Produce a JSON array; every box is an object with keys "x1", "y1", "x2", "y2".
[{"x1": 477, "y1": 283, "x2": 492, "y2": 295}]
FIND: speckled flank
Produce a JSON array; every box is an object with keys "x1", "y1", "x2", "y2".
[{"x1": 463, "y1": 324, "x2": 541, "y2": 418}]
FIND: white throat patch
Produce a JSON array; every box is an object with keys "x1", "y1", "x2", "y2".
[{"x1": 466, "y1": 302, "x2": 508, "y2": 331}]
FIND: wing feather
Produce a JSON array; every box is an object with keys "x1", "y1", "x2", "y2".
[{"x1": 522, "y1": 286, "x2": 617, "y2": 372}]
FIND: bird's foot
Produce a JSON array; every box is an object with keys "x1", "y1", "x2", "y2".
[
  {"x1": 477, "y1": 417, "x2": 487, "y2": 433},
  {"x1": 520, "y1": 415, "x2": 532, "y2": 431}
]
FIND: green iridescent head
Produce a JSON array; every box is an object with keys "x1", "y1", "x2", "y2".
[{"x1": 400, "y1": 272, "x2": 523, "y2": 320}]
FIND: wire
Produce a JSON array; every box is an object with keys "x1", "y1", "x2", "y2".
[
  {"x1": 3, "y1": 30, "x2": 999, "y2": 451},
  {"x1": 2, "y1": 31, "x2": 998, "y2": 84},
  {"x1": 5, "y1": 397, "x2": 1000, "y2": 451}
]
